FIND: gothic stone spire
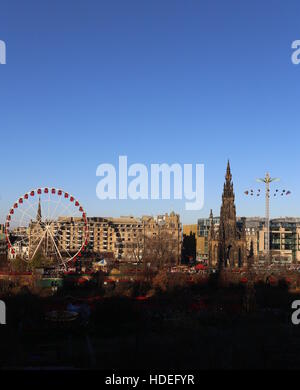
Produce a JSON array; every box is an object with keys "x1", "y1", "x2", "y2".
[
  {"x1": 219, "y1": 161, "x2": 237, "y2": 245},
  {"x1": 223, "y1": 160, "x2": 234, "y2": 199},
  {"x1": 208, "y1": 161, "x2": 247, "y2": 269},
  {"x1": 226, "y1": 159, "x2": 232, "y2": 182},
  {"x1": 36, "y1": 197, "x2": 42, "y2": 222},
  {"x1": 209, "y1": 209, "x2": 215, "y2": 240}
]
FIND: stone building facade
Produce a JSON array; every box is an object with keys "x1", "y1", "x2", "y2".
[
  {"x1": 89, "y1": 212, "x2": 182, "y2": 262},
  {"x1": 26, "y1": 209, "x2": 182, "y2": 263}
]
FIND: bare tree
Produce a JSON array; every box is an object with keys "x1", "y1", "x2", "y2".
[
  {"x1": 129, "y1": 231, "x2": 145, "y2": 263},
  {"x1": 129, "y1": 227, "x2": 178, "y2": 268},
  {"x1": 144, "y1": 229, "x2": 178, "y2": 270}
]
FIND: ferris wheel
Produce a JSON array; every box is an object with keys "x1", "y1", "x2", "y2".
[{"x1": 5, "y1": 187, "x2": 89, "y2": 268}]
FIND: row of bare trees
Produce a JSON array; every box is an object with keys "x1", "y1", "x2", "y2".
[{"x1": 129, "y1": 226, "x2": 180, "y2": 271}]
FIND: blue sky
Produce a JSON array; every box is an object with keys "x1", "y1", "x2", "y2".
[{"x1": 0, "y1": 0, "x2": 300, "y2": 224}]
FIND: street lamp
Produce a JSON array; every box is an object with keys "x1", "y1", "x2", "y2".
[{"x1": 245, "y1": 172, "x2": 291, "y2": 262}]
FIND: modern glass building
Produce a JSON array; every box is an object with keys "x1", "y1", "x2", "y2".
[
  {"x1": 268, "y1": 218, "x2": 300, "y2": 263},
  {"x1": 196, "y1": 217, "x2": 300, "y2": 264}
]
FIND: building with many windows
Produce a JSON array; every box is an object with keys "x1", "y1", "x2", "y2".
[
  {"x1": 261, "y1": 218, "x2": 300, "y2": 263},
  {"x1": 24, "y1": 210, "x2": 182, "y2": 264},
  {"x1": 196, "y1": 215, "x2": 300, "y2": 265},
  {"x1": 89, "y1": 212, "x2": 182, "y2": 262}
]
